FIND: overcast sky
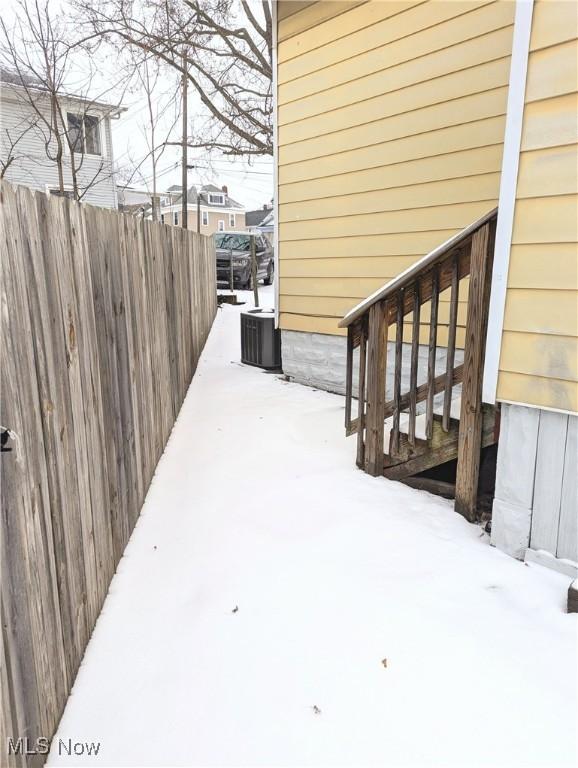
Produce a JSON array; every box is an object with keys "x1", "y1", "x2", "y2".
[
  {"x1": 3, "y1": 0, "x2": 274, "y2": 211},
  {"x1": 112, "y1": 75, "x2": 274, "y2": 211}
]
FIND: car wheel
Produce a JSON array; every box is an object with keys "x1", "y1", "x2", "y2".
[{"x1": 264, "y1": 261, "x2": 274, "y2": 286}]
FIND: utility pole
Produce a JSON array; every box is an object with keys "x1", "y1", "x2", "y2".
[
  {"x1": 181, "y1": 51, "x2": 188, "y2": 229},
  {"x1": 185, "y1": 163, "x2": 201, "y2": 232}
]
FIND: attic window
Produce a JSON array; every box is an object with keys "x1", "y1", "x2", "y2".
[
  {"x1": 208, "y1": 193, "x2": 224, "y2": 205},
  {"x1": 67, "y1": 113, "x2": 101, "y2": 155}
]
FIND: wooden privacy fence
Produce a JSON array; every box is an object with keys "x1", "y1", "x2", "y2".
[{"x1": 0, "y1": 181, "x2": 217, "y2": 766}]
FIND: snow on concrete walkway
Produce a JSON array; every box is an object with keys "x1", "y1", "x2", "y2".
[{"x1": 49, "y1": 287, "x2": 577, "y2": 768}]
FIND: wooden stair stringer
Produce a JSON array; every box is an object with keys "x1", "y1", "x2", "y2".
[{"x1": 383, "y1": 405, "x2": 498, "y2": 482}]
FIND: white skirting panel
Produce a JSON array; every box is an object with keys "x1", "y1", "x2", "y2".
[{"x1": 491, "y1": 403, "x2": 578, "y2": 574}]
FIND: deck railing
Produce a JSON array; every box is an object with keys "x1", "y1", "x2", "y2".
[{"x1": 340, "y1": 209, "x2": 497, "y2": 522}]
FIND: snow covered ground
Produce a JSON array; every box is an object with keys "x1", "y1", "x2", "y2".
[{"x1": 49, "y1": 286, "x2": 577, "y2": 768}]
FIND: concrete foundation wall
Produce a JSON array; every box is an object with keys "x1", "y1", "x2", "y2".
[
  {"x1": 281, "y1": 330, "x2": 463, "y2": 400},
  {"x1": 491, "y1": 403, "x2": 577, "y2": 575}
]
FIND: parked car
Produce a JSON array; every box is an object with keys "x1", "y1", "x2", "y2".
[{"x1": 215, "y1": 232, "x2": 274, "y2": 289}]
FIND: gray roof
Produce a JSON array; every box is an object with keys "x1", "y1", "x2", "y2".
[
  {"x1": 246, "y1": 208, "x2": 272, "y2": 227},
  {"x1": 0, "y1": 66, "x2": 126, "y2": 113},
  {"x1": 164, "y1": 184, "x2": 243, "y2": 210},
  {"x1": 0, "y1": 66, "x2": 42, "y2": 88}
]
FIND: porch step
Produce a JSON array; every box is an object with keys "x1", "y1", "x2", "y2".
[{"x1": 383, "y1": 393, "x2": 463, "y2": 445}]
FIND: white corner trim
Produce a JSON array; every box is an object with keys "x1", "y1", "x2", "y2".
[
  {"x1": 272, "y1": 0, "x2": 280, "y2": 328},
  {"x1": 483, "y1": 0, "x2": 535, "y2": 404}
]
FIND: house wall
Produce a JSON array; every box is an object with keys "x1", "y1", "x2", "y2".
[
  {"x1": 277, "y1": 0, "x2": 516, "y2": 350},
  {"x1": 163, "y1": 208, "x2": 246, "y2": 234},
  {"x1": 0, "y1": 91, "x2": 119, "y2": 208},
  {"x1": 490, "y1": 0, "x2": 577, "y2": 576},
  {"x1": 495, "y1": 0, "x2": 578, "y2": 414}
]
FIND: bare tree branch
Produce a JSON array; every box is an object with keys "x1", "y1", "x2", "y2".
[{"x1": 76, "y1": 0, "x2": 273, "y2": 158}]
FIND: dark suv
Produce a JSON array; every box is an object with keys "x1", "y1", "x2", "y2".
[{"x1": 215, "y1": 232, "x2": 274, "y2": 289}]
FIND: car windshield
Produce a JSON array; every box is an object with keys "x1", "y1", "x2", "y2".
[{"x1": 215, "y1": 233, "x2": 250, "y2": 251}]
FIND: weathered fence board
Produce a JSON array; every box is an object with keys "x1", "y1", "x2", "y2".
[{"x1": 0, "y1": 181, "x2": 217, "y2": 766}]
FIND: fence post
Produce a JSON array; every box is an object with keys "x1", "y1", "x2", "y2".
[
  {"x1": 250, "y1": 235, "x2": 259, "y2": 308},
  {"x1": 455, "y1": 221, "x2": 495, "y2": 521},
  {"x1": 364, "y1": 301, "x2": 387, "y2": 476}
]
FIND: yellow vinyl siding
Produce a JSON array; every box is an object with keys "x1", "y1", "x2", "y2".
[
  {"x1": 520, "y1": 93, "x2": 578, "y2": 150},
  {"x1": 503, "y1": 289, "x2": 578, "y2": 337},
  {"x1": 497, "y1": 372, "x2": 578, "y2": 414},
  {"x1": 507, "y1": 244, "x2": 578, "y2": 289},
  {"x1": 279, "y1": 1, "x2": 421, "y2": 60},
  {"x1": 277, "y1": 0, "x2": 515, "y2": 337},
  {"x1": 516, "y1": 145, "x2": 578, "y2": 198},
  {"x1": 280, "y1": 115, "x2": 507, "y2": 185},
  {"x1": 280, "y1": 230, "x2": 458, "y2": 260},
  {"x1": 499, "y1": 332, "x2": 578, "y2": 383},
  {"x1": 279, "y1": 86, "x2": 510, "y2": 166},
  {"x1": 280, "y1": 1, "x2": 466, "y2": 79},
  {"x1": 278, "y1": 1, "x2": 367, "y2": 42},
  {"x1": 278, "y1": 27, "x2": 513, "y2": 125},
  {"x1": 279, "y1": 145, "x2": 504, "y2": 204},
  {"x1": 496, "y1": 0, "x2": 578, "y2": 413},
  {"x1": 279, "y1": 1, "x2": 505, "y2": 104},
  {"x1": 280, "y1": 174, "x2": 502, "y2": 224},
  {"x1": 280, "y1": 200, "x2": 497, "y2": 241}
]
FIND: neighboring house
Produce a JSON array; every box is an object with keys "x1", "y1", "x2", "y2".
[
  {"x1": 246, "y1": 204, "x2": 274, "y2": 243},
  {"x1": 275, "y1": 1, "x2": 577, "y2": 574},
  {"x1": 0, "y1": 67, "x2": 124, "y2": 208},
  {"x1": 117, "y1": 185, "x2": 160, "y2": 216},
  {"x1": 159, "y1": 183, "x2": 246, "y2": 233}
]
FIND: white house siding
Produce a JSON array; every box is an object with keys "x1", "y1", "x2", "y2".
[{"x1": 0, "y1": 91, "x2": 119, "y2": 208}]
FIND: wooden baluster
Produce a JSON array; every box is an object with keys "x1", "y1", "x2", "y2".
[
  {"x1": 345, "y1": 326, "x2": 354, "y2": 430},
  {"x1": 455, "y1": 221, "x2": 495, "y2": 522},
  {"x1": 391, "y1": 289, "x2": 404, "y2": 454},
  {"x1": 364, "y1": 301, "x2": 388, "y2": 476},
  {"x1": 408, "y1": 282, "x2": 420, "y2": 446},
  {"x1": 356, "y1": 323, "x2": 367, "y2": 469},
  {"x1": 442, "y1": 254, "x2": 459, "y2": 431},
  {"x1": 426, "y1": 267, "x2": 439, "y2": 440}
]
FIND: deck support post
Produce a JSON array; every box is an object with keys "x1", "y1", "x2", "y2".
[
  {"x1": 455, "y1": 221, "x2": 495, "y2": 521},
  {"x1": 364, "y1": 301, "x2": 388, "y2": 476},
  {"x1": 356, "y1": 325, "x2": 367, "y2": 469}
]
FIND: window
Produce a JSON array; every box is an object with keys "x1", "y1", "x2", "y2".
[
  {"x1": 214, "y1": 233, "x2": 249, "y2": 250},
  {"x1": 67, "y1": 113, "x2": 102, "y2": 155},
  {"x1": 218, "y1": 219, "x2": 225, "y2": 232},
  {"x1": 202, "y1": 210, "x2": 208, "y2": 226},
  {"x1": 48, "y1": 187, "x2": 74, "y2": 199},
  {"x1": 173, "y1": 211, "x2": 179, "y2": 226},
  {"x1": 84, "y1": 116, "x2": 101, "y2": 154},
  {"x1": 229, "y1": 213, "x2": 235, "y2": 227},
  {"x1": 209, "y1": 193, "x2": 225, "y2": 205},
  {"x1": 67, "y1": 114, "x2": 83, "y2": 153}
]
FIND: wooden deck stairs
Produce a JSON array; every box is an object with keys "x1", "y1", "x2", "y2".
[{"x1": 340, "y1": 209, "x2": 499, "y2": 522}]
